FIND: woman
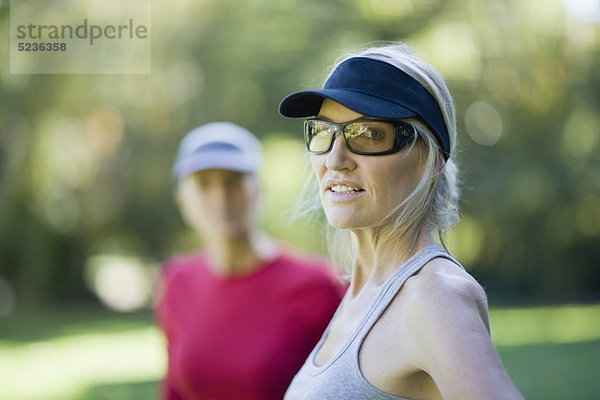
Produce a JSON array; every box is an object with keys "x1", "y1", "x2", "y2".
[
  {"x1": 155, "y1": 122, "x2": 345, "y2": 400},
  {"x1": 278, "y1": 43, "x2": 524, "y2": 400}
]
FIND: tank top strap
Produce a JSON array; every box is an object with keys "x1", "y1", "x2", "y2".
[{"x1": 353, "y1": 245, "x2": 464, "y2": 344}]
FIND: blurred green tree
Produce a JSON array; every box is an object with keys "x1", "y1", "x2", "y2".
[{"x1": 0, "y1": 0, "x2": 598, "y2": 308}]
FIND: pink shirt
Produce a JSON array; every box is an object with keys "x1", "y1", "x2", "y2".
[{"x1": 155, "y1": 250, "x2": 345, "y2": 400}]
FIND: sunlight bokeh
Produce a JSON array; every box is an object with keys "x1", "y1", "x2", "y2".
[
  {"x1": 561, "y1": 0, "x2": 600, "y2": 22},
  {"x1": 85, "y1": 254, "x2": 157, "y2": 312}
]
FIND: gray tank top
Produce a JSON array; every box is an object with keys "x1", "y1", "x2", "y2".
[{"x1": 284, "y1": 245, "x2": 464, "y2": 400}]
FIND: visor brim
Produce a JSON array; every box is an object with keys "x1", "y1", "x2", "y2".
[{"x1": 279, "y1": 89, "x2": 419, "y2": 121}]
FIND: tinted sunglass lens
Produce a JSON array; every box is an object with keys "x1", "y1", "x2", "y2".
[{"x1": 306, "y1": 121, "x2": 334, "y2": 153}]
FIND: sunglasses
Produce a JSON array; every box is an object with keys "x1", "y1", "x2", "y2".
[{"x1": 304, "y1": 118, "x2": 417, "y2": 156}]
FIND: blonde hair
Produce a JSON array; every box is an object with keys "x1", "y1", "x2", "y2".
[{"x1": 293, "y1": 43, "x2": 461, "y2": 270}]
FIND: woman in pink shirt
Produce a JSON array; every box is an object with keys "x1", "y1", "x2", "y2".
[{"x1": 155, "y1": 122, "x2": 345, "y2": 400}]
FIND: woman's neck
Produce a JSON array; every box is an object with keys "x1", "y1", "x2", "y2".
[
  {"x1": 348, "y1": 224, "x2": 434, "y2": 296},
  {"x1": 205, "y1": 232, "x2": 279, "y2": 277}
]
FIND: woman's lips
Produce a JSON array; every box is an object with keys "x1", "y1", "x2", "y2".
[
  {"x1": 330, "y1": 184, "x2": 360, "y2": 193},
  {"x1": 325, "y1": 183, "x2": 365, "y2": 200}
]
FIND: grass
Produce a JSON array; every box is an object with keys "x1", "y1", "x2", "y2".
[
  {"x1": 489, "y1": 304, "x2": 600, "y2": 400},
  {"x1": 0, "y1": 307, "x2": 164, "y2": 400},
  {"x1": 500, "y1": 340, "x2": 600, "y2": 400},
  {"x1": 0, "y1": 303, "x2": 599, "y2": 400}
]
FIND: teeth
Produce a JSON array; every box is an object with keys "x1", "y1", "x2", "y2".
[{"x1": 331, "y1": 185, "x2": 358, "y2": 193}]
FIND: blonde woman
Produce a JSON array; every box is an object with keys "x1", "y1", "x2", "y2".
[{"x1": 278, "y1": 43, "x2": 523, "y2": 400}]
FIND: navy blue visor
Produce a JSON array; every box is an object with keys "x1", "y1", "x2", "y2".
[{"x1": 278, "y1": 57, "x2": 451, "y2": 160}]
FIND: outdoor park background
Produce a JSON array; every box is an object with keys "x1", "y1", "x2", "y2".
[{"x1": 1, "y1": 0, "x2": 599, "y2": 399}]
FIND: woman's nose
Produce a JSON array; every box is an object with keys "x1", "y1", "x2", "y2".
[{"x1": 325, "y1": 132, "x2": 356, "y2": 171}]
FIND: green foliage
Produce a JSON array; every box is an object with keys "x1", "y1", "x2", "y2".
[{"x1": 1, "y1": 0, "x2": 599, "y2": 305}]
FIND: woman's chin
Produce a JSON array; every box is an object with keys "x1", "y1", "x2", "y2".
[{"x1": 325, "y1": 214, "x2": 364, "y2": 230}]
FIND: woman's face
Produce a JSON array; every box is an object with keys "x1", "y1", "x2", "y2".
[
  {"x1": 311, "y1": 99, "x2": 426, "y2": 230},
  {"x1": 177, "y1": 169, "x2": 259, "y2": 238}
]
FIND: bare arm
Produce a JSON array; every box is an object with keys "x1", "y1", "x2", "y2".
[{"x1": 405, "y1": 260, "x2": 524, "y2": 400}]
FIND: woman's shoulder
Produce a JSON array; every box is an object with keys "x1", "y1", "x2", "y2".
[
  {"x1": 391, "y1": 257, "x2": 493, "y2": 381},
  {"x1": 402, "y1": 256, "x2": 489, "y2": 330},
  {"x1": 392, "y1": 258, "x2": 524, "y2": 399}
]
